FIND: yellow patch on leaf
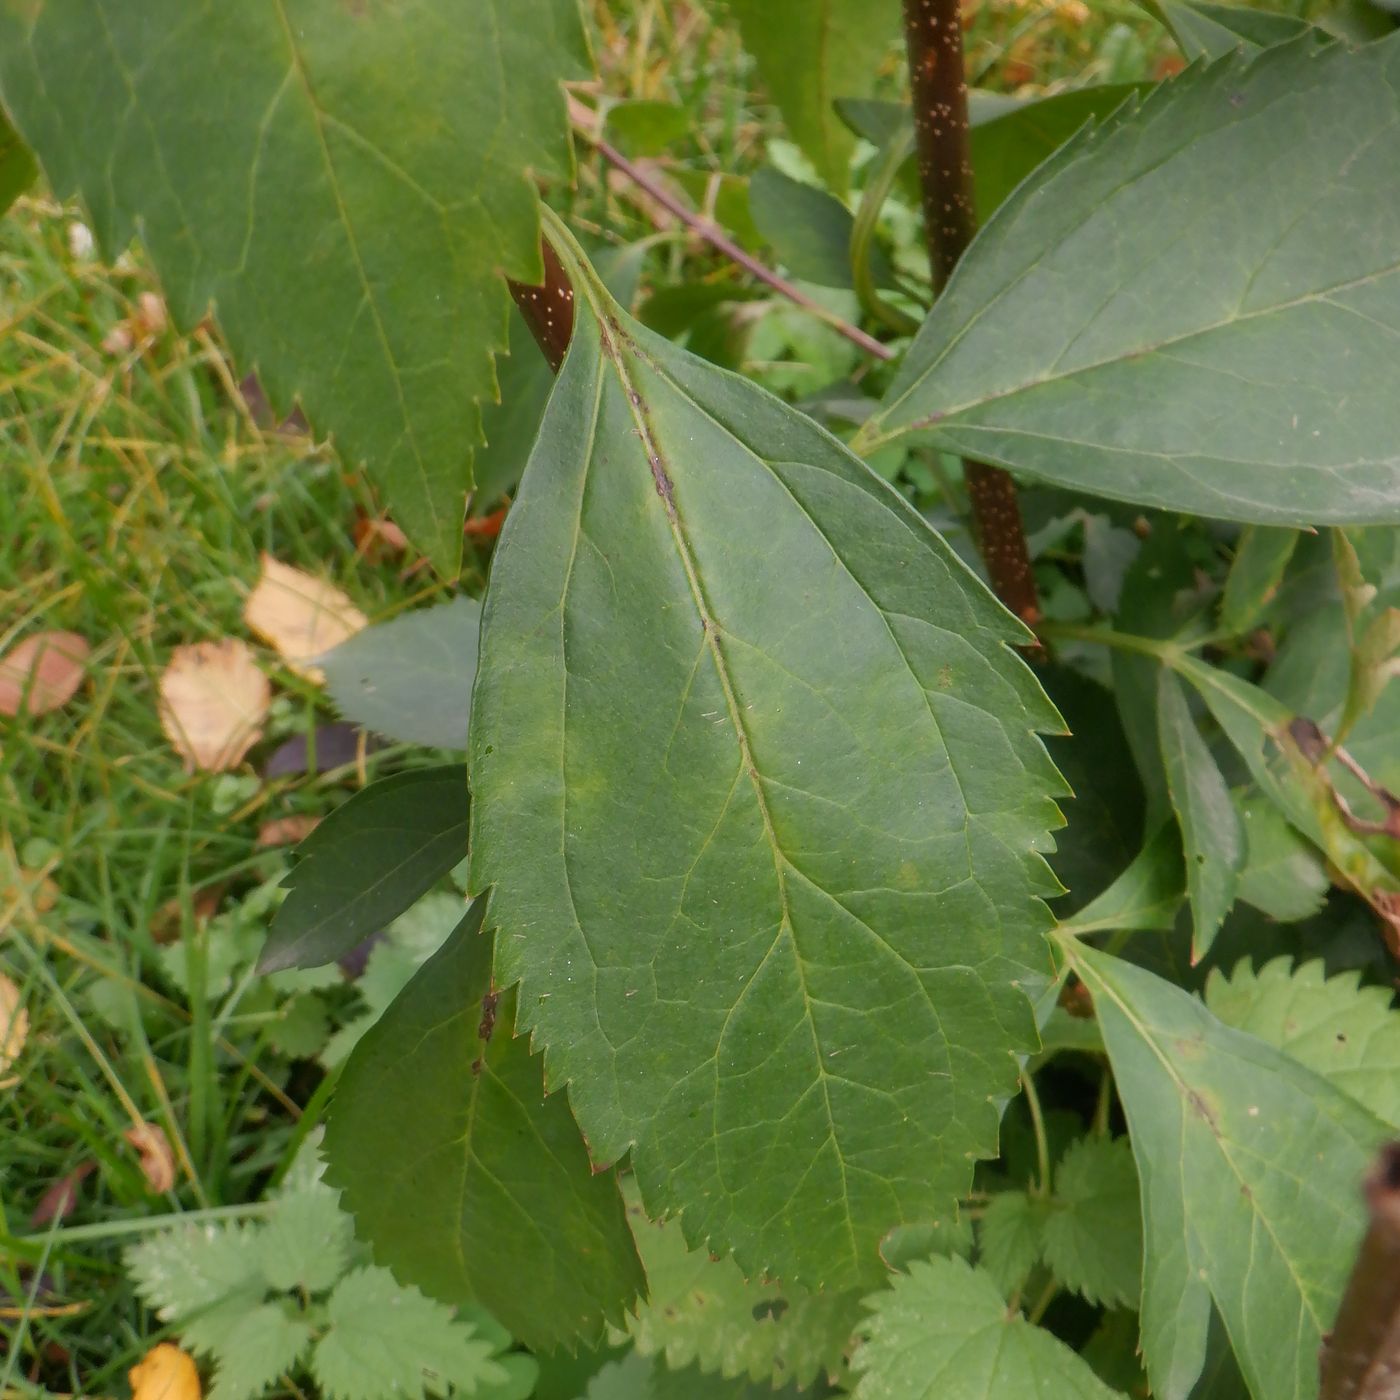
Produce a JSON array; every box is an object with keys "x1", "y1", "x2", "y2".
[
  {"x1": 243, "y1": 554, "x2": 367, "y2": 682},
  {"x1": 0, "y1": 630, "x2": 90, "y2": 717},
  {"x1": 129, "y1": 1343, "x2": 201, "y2": 1400},
  {"x1": 158, "y1": 640, "x2": 270, "y2": 772}
]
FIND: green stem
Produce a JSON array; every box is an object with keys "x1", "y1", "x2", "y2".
[
  {"x1": 1021, "y1": 1069, "x2": 1052, "y2": 1199},
  {"x1": 850, "y1": 126, "x2": 921, "y2": 336},
  {"x1": 1026, "y1": 1277, "x2": 1061, "y2": 1326}
]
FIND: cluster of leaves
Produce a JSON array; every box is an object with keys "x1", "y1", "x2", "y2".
[
  {"x1": 126, "y1": 1148, "x2": 535, "y2": 1400},
  {"x1": 6, "y1": 0, "x2": 1400, "y2": 1396}
]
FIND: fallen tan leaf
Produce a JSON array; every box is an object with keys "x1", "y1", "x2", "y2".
[
  {"x1": 354, "y1": 513, "x2": 410, "y2": 562},
  {"x1": 31, "y1": 1160, "x2": 97, "y2": 1226},
  {"x1": 136, "y1": 291, "x2": 167, "y2": 336},
  {"x1": 129, "y1": 1343, "x2": 201, "y2": 1400},
  {"x1": 0, "y1": 973, "x2": 27, "y2": 1075},
  {"x1": 158, "y1": 640, "x2": 270, "y2": 772},
  {"x1": 124, "y1": 1121, "x2": 176, "y2": 1194},
  {"x1": 0, "y1": 631, "x2": 90, "y2": 717},
  {"x1": 257, "y1": 814, "x2": 322, "y2": 849},
  {"x1": 243, "y1": 554, "x2": 367, "y2": 682}
]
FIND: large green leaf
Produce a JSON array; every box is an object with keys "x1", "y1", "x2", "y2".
[
  {"x1": 1143, "y1": 0, "x2": 1318, "y2": 58},
  {"x1": 324, "y1": 900, "x2": 644, "y2": 1351},
  {"x1": 864, "y1": 38, "x2": 1400, "y2": 526},
  {"x1": 0, "y1": 0, "x2": 587, "y2": 574},
  {"x1": 851, "y1": 1256, "x2": 1123, "y2": 1400},
  {"x1": 259, "y1": 766, "x2": 468, "y2": 973},
  {"x1": 469, "y1": 218, "x2": 1066, "y2": 1289},
  {"x1": 727, "y1": 0, "x2": 902, "y2": 192},
  {"x1": 1065, "y1": 939, "x2": 1386, "y2": 1400}
]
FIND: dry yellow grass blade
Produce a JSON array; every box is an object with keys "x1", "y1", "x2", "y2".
[
  {"x1": 243, "y1": 553, "x2": 367, "y2": 682},
  {"x1": 0, "y1": 972, "x2": 27, "y2": 1080},
  {"x1": 158, "y1": 639, "x2": 270, "y2": 772}
]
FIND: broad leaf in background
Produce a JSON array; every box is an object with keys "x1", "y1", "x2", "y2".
[
  {"x1": 749, "y1": 167, "x2": 895, "y2": 290},
  {"x1": 1206, "y1": 957, "x2": 1400, "y2": 1127},
  {"x1": 627, "y1": 1202, "x2": 862, "y2": 1389},
  {"x1": 1065, "y1": 939, "x2": 1386, "y2": 1400},
  {"x1": 259, "y1": 766, "x2": 468, "y2": 973},
  {"x1": 1142, "y1": 0, "x2": 1318, "y2": 58},
  {"x1": 864, "y1": 39, "x2": 1400, "y2": 526},
  {"x1": 1234, "y1": 795, "x2": 1329, "y2": 923},
  {"x1": 1157, "y1": 669, "x2": 1243, "y2": 960},
  {"x1": 0, "y1": 0, "x2": 588, "y2": 574},
  {"x1": 325, "y1": 901, "x2": 644, "y2": 1351},
  {"x1": 851, "y1": 1257, "x2": 1122, "y2": 1400},
  {"x1": 470, "y1": 221, "x2": 1065, "y2": 1288},
  {"x1": 321, "y1": 597, "x2": 480, "y2": 751},
  {"x1": 0, "y1": 111, "x2": 35, "y2": 216},
  {"x1": 727, "y1": 0, "x2": 902, "y2": 192}
]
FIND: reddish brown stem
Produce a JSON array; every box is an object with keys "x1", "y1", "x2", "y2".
[
  {"x1": 508, "y1": 238, "x2": 576, "y2": 373},
  {"x1": 902, "y1": 0, "x2": 1040, "y2": 626}
]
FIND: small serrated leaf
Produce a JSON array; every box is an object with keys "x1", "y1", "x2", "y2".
[
  {"x1": 257, "y1": 1185, "x2": 354, "y2": 1295},
  {"x1": 313, "y1": 1266, "x2": 504, "y2": 1400},
  {"x1": 852, "y1": 1256, "x2": 1122, "y2": 1399},
  {"x1": 626, "y1": 1202, "x2": 863, "y2": 1390},
  {"x1": 206, "y1": 1303, "x2": 314, "y2": 1400},
  {"x1": 126, "y1": 1225, "x2": 267, "y2": 1326},
  {"x1": 1042, "y1": 1137, "x2": 1142, "y2": 1309},
  {"x1": 1235, "y1": 795, "x2": 1329, "y2": 923},
  {"x1": 259, "y1": 766, "x2": 468, "y2": 973},
  {"x1": 1206, "y1": 957, "x2": 1400, "y2": 1128},
  {"x1": 977, "y1": 1191, "x2": 1046, "y2": 1295}
]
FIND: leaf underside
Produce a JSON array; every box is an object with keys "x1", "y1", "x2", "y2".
[
  {"x1": 871, "y1": 37, "x2": 1400, "y2": 526},
  {"x1": 469, "y1": 231, "x2": 1066, "y2": 1289},
  {"x1": 0, "y1": 0, "x2": 588, "y2": 573}
]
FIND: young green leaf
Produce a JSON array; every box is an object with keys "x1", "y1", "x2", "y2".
[
  {"x1": 1041, "y1": 1136, "x2": 1143, "y2": 1310},
  {"x1": 1219, "y1": 526, "x2": 1299, "y2": 636},
  {"x1": 851, "y1": 1256, "x2": 1123, "y2": 1400},
  {"x1": 256, "y1": 1184, "x2": 353, "y2": 1296},
  {"x1": 324, "y1": 900, "x2": 644, "y2": 1352},
  {"x1": 1235, "y1": 795, "x2": 1329, "y2": 922},
  {"x1": 258, "y1": 766, "x2": 468, "y2": 973},
  {"x1": 1059, "y1": 822, "x2": 1185, "y2": 937},
  {"x1": 320, "y1": 598, "x2": 480, "y2": 752},
  {"x1": 626, "y1": 1203, "x2": 864, "y2": 1390},
  {"x1": 205, "y1": 1304, "x2": 314, "y2": 1400},
  {"x1": 1157, "y1": 670, "x2": 1244, "y2": 960},
  {"x1": 312, "y1": 1265, "x2": 505, "y2": 1400},
  {"x1": 727, "y1": 0, "x2": 902, "y2": 192},
  {"x1": 126, "y1": 1225, "x2": 267, "y2": 1345},
  {"x1": 748, "y1": 167, "x2": 895, "y2": 290},
  {"x1": 977, "y1": 1190, "x2": 1047, "y2": 1295},
  {"x1": 1206, "y1": 957, "x2": 1400, "y2": 1127},
  {"x1": 470, "y1": 219, "x2": 1066, "y2": 1289},
  {"x1": 0, "y1": 0, "x2": 588, "y2": 574},
  {"x1": 1064, "y1": 939, "x2": 1387, "y2": 1400},
  {"x1": 864, "y1": 38, "x2": 1400, "y2": 527}
]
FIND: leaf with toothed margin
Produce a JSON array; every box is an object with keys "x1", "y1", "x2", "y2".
[
  {"x1": 864, "y1": 38, "x2": 1400, "y2": 527},
  {"x1": 1063, "y1": 938, "x2": 1388, "y2": 1400},
  {"x1": 468, "y1": 213, "x2": 1067, "y2": 1291},
  {"x1": 0, "y1": 0, "x2": 588, "y2": 575}
]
